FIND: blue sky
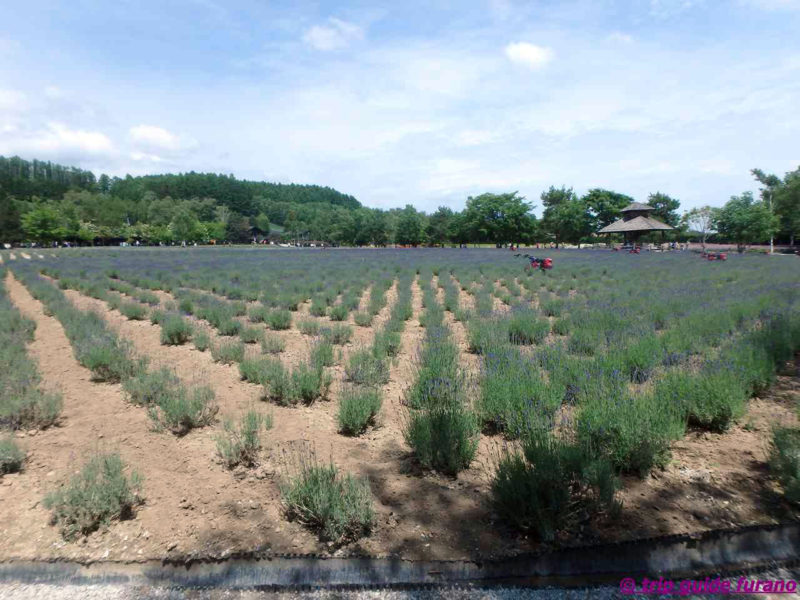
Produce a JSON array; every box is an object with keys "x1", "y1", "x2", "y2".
[{"x1": 1, "y1": 0, "x2": 798, "y2": 215}]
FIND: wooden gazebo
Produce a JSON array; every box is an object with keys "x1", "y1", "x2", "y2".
[{"x1": 598, "y1": 202, "x2": 673, "y2": 244}]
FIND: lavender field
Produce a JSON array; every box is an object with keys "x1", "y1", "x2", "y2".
[{"x1": 1, "y1": 246, "x2": 799, "y2": 559}]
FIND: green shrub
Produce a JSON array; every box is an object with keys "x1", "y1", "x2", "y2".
[
  {"x1": 506, "y1": 311, "x2": 549, "y2": 345},
  {"x1": 322, "y1": 324, "x2": 353, "y2": 345},
  {"x1": 44, "y1": 453, "x2": 143, "y2": 540},
  {"x1": 311, "y1": 339, "x2": 335, "y2": 368},
  {"x1": 119, "y1": 302, "x2": 148, "y2": 321},
  {"x1": 193, "y1": 329, "x2": 211, "y2": 351},
  {"x1": 345, "y1": 350, "x2": 389, "y2": 387},
  {"x1": 309, "y1": 298, "x2": 328, "y2": 317},
  {"x1": 211, "y1": 340, "x2": 245, "y2": 364},
  {"x1": 540, "y1": 298, "x2": 564, "y2": 317},
  {"x1": 280, "y1": 452, "x2": 373, "y2": 544},
  {"x1": 328, "y1": 304, "x2": 349, "y2": 322},
  {"x1": 82, "y1": 341, "x2": 145, "y2": 383},
  {"x1": 770, "y1": 427, "x2": 800, "y2": 505},
  {"x1": 217, "y1": 318, "x2": 242, "y2": 336},
  {"x1": 178, "y1": 298, "x2": 194, "y2": 314},
  {"x1": 0, "y1": 390, "x2": 62, "y2": 430},
  {"x1": 338, "y1": 387, "x2": 382, "y2": 435},
  {"x1": 577, "y1": 384, "x2": 684, "y2": 476},
  {"x1": 160, "y1": 314, "x2": 193, "y2": 345},
  {"x1": 216, "y1": 410, "x2": 272, "y2": 468},
  {"x1": 239, "y1": 357, "x2": 275, "y2": 385},
  {"x1": 149, "y1": 309, "x2": 165, "y2": 325},
  {"x1": 298, "y1": 319, "x2": 321, "y2": 336},
  {"x1": 261, "y1": 333, "x2": 285, "y2": 354},
  {"x1": 267, "y1": 309, "x2": 292, "y2": 330},
  {"x1": 262, "y1": 360, "x2": 294, "y2": 405},
  {"x1": 291, "y1": 363, "x2": 331, "y2": 404},
  {"x1": 240, "y1": 326, "x2": 264, "y2": 344},
  {"x1": 654, "y1": 369, "x2": 747, "y2": 433},
  {"x1": 353, "y1": 311, "x2": 372, "y2": 327},
  {"x1": 123, "y1": 367, "x2": 182, "y2": 406},
  {"x1": 0, "y1": 437, "x2": 25, "y2": 474},
  {"x1": 567, "y1": 330, "x2": 600, "y2": 356},
  {"x1": 247, "y1": 304, "x2": 270, "y2": 323},
  {"x1": 372, "y1": 330, "x2": 402, "y2": 357},
  {"x1": 467, "y1": 319, "x2": 506, "y2": 354},
  {"x1": 478, "y1": 349, "x2": 562, "y2": 436},
  {"x1": 492, "y1": 429, "x2": 618, "y2": 541},
  {"x1": 148, "y1": 385, "x2": 218, "y2": 435},
  {"x1": 405, "y1": 404, "x2": 479, "y2": 476}
]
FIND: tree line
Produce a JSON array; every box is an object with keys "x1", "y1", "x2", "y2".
[{"x1": 1, "y1": 155, "x2": 797, "y2": 248}]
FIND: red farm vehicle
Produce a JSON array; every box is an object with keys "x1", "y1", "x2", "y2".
[{"x1": 516, "y1": 253, "x2": 553, "y2": 273}]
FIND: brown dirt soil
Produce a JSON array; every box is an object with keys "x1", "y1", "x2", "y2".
[
  {"x1": 593, "y1": 361, "x2": 800, "y2": 542},
  {"x1": 2, "y1": 271, "x2": 799, "y2": 563}
]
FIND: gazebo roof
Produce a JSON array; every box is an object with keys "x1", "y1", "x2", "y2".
[
  {"x1": 598, "y1": 215, "x2": 673, "y2": 234},
  {"x1": 621, "y1": 202, "x2": 655, "y2": 212}
]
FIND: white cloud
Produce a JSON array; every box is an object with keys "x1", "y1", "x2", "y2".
[
  {"x1": 0, "y1": 122, "x2": 113, "y2": 156},
  {"x1": 504, "y1": 42, "x2": 554, "y2": 69},
  {"x1": 44, "y1": 86, "x2": 65, "y2": 99},
  {"x1": 129, "y1": 124, "x2": 179, "y2": 149},
  {"x1": 129, "y1": 124, "x2": 190, "y2": 152},
  {"x1": 607, "y1": 31, "x2": 634, "y2": 43},
  {"x1": 130, "y1": 151, "x2": 163, "y2": 162},
  {"x1": 302, "y1": 18, "x2": 363, "y2": 51},
  {"x1": 39, "y1": 123, "x2": 113, "y2": 153},
  {"x1": 0, "y1": 89, "x2": 26, "y2": 111}
]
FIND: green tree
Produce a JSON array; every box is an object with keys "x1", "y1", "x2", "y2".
[
  {"x1": 461, "y1": 192, "x2": 535, "y2": 246},
  {"x1": 541, "y1": 198, "x2": 592, "y2": 247},
  {"x1": 647, "y1": 192, "x2": 681, "y2": 227},
  {"x1": 540, "y1": 186, "x2": 576, "y2": 209},
  {"x1": 426, "y1": 206, "x2": 455, "y2": 246},
  {"x1": 582, "y1": 189, "x2": 634, "y2": 230},
  {"x1": 775, "y1": 167, "x2": 800, "y2": 246},
  {"x1": 394, "y1": 205, "x2": 424, "y2": 246},
  {"x1": 20, "y1": 203, "x2": 64, "y2": 243},
  {"x1": 170, "y1": 207, "x2": 201, "y2": 241},
  {"x1": 753, "y1": 166, "x2": 800, "y2": 247},
  {"x1": 0, "y1": 198, "x2": 23, "y2": 242},
  {"x1": 226, "y1": 214, "x2": 252, "y2": 243},
  {"x1": 712, "y1": 192, "x2": 779, "y2": 252},
  {"x1": 252, "y1": 213, "x2": 271, "y2": 238},
  {"x1": 681, "y1": 206, "x2": 715, "y2": 251}
]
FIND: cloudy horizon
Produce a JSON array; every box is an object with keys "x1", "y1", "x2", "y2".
[{"x1": 1, "y1": 0, "x2": 799, "y2": 215}]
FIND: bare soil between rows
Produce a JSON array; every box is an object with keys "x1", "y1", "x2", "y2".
[{"x1": 1, "y1": 271, "x2": 799, "y2": 565}]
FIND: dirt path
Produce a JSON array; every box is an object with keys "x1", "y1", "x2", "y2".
[{"x1": 0, "y1": 272, "x2": 308, "y2": 561}]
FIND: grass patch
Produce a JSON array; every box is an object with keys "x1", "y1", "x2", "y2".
[
  {"x1": 211, "y1": 340, "x2": 245, "y2": 364},
  {"x1": 404, "y1": 403, "x2": 479, "y2": 476},
  {"x1": 770, "y1": 427, "x2": 800, "y2": 505},
  {"x1": 261, "y1": 333, "x2": 286, "y2": 354},
  {"x1": 267, "y1": 309, "x2": 292, "y2": 330},
  {"x1": 193, "y1": 329, "x2": 211, "y2": 351},
  {"x1": 338, "y1": 387, "x2": 382, "y2": 435},
  {"x1": 160, "y1": 314, "x2": 193, "y2": 345},
  {"x1": 345, "y1": 349, "x2": 389, "y2": 387},
  {"x1": 492, "y1": 429, "x2": 618, "y2": 541},
  {"x1": 240, "y1": 326, "x2": 264, "y2": 344},
  {"x1": 216, "y1": 410, "x2": 273, "y2": 468},
  {"x1": 0, "y1": 437, "x2": 25, "y2": 474},
  {"x1": 148, "y1": 385, "x2": 218, "y2": 435},
  {"x1": 119, "y1": 302, "x2": 148, "y2": 321},
  {"x1": 44, "y1": 453, "x2": 143, "y2": 540},
  {"x1": 322, "y1": 324, "x2": 353, "y2": 345},
  {"x1": 280, "y1": 451, "x2": 373, "y2": 545}
]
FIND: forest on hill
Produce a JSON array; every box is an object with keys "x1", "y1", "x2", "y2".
[{"x1": 1, "y1": 155, "x2": 797, "y2": 248}]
